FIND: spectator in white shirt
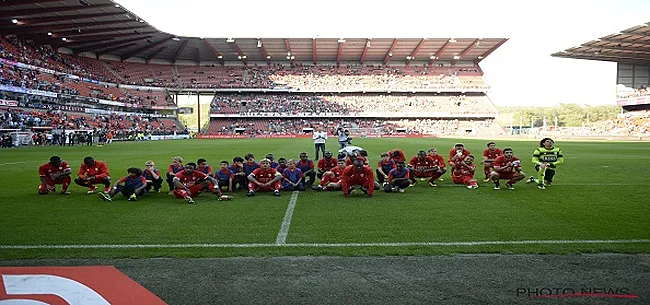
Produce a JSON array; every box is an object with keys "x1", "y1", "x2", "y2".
[{"x1": 313, "y1": 127, "x2": 328, "y2": 160}]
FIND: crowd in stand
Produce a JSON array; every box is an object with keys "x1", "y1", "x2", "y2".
[{"x1": 209, "y1": 93, "x2": 496, "y2": 116}]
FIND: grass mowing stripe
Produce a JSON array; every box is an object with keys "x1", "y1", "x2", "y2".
[
  {"x1": 2, "y1": 239, "x2": 649, "y2": 249},
  {"x1": 276, "y1": 191, "x2": 300, "y2": 245}
]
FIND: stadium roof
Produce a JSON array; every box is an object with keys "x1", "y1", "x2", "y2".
[
  {"x1": 0, "y1": 0, "x2": 508, "y2": 65},
  {"x1": 552, "y1": 22, "x2": 650, "y2": 66}
]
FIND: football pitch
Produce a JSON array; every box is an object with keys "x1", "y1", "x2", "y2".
[{"x1": 1, "y1": 137, "x2": 649, "y2": 259}]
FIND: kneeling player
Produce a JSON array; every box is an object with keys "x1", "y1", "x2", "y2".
[
  {"x1": 451, "y1": 154, "x2": 479, "y2": 189},
  {"x1": 247, "y1": 159, "x2": 282, "y2": 197},
  {"x1": 173, "y1": 162, "x2": 222, "y2": 204},
  {"x1": 490, "y1": 148, "x2": 525, "y2": 190},
  {"x1": 408, "y1": 150, "x2": 437, "y2": 187},
  {"x1": 99, "y1": 167, "x2": 147, "y2": 202},
  {"x1": 315, "y1": 159, "x2": 346, "y2": 191},
  {"x1": 38, "y1": 156, "x2": 72, "y2": 195},
  {"x1": 384, "y1": 162, "x2": 410, "y2": 193},
  {"x1": 342, "y1": 160, "x2": 377, "y2": 198}
]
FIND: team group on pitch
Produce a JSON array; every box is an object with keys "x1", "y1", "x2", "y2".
[{"x1": 37, "y1": 138, "x2": 564, "y2": 203}]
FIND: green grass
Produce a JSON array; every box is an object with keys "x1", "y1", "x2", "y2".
[{"x1": 1, "y1": 138, "x2": 649, "y2": 259}]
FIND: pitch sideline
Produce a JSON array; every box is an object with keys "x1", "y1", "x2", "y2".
[{"x1": 1, "y1": 239, "x2": 649, "y2": 250}]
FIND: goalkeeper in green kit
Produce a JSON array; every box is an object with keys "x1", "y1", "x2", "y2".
[{"x1": 527, "y1": 138, "x2": 564, "y2": 189}]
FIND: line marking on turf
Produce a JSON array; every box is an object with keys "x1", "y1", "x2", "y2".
[
  {"x1": 275, "y1": 190, "x2": 300, "y2": 245},
  {"x1": 2, "y1": 239, "x2": 649, "y2": 250},
  {"x1": 0, "y1": 161, "x2": 33, "y2": 166}
]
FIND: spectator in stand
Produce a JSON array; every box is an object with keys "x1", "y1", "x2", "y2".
[{"x1": 74, "y1": 156, "x2": 111, "y2": 194}]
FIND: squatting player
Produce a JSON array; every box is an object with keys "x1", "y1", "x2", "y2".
[
  {"x1": 490, "y1": 148, "x2": 525, "y2": 190},
  {"x1": 528, "y1": 138, "x2": 564, "y2": 189},
  {"x1": 482, "y1": 142, "x2": 503, "y2": 182},
  {"x1": 74, "y1": 156, "x2": 111, "y2": 194},
  {"x1": 341, "y1": 159, "x2": 377, "y2": 198},
  {"x1": 451, "y1": 154, "x2": 479, "y2": 189},
  {"x1": 38, "y1": 155, "x2": 72, "y2": 195}
]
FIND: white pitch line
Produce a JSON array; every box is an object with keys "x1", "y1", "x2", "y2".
[
  {"x1": 1, "y1": 239, "x2": 649, "y2": 250},
  {"x1": 0, "y1": 161, "x2": 32, "y2": 166},
  {"x1": 275, "y1": 191, "x2": 300, "y2": 245}
]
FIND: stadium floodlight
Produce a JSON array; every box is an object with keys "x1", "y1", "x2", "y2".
[
  {"x1": 217, "y1": 55, "x2": 223, "y2": 59},
  {"x1": 366, "y1": 41, "x2": 371, "y2": 47},
  {"x1": 286, "y1": 56, "x2": 290, "y2": 59},
  {"x1": 449, "y1": 38, "x2": 457, "y2": 43},
  {"x1": 266, "y1": 55, "x2": 271, "y2": 59},
  {"x1": 11, "y1": 19, "x2": 18, "y2": 24},
  {"x1": 290, "y1": 56, "x2": 295, "y2": 60},
  {"x1": 226, "y1": 38, "x2": 235, "y2": 43},
  {"x1": 47, "y1": 32, "x2": 53, "y2": 36},
  {"x1": 338, "y1": 38, "x2": 346, "y2": 43},
  {"x1": 61, "y1": 37, "x2": 67, "y2": 42},
  {"x1": 242, "y1": 55, "x2": 247, "y2": 59},
  {"x1": 406, "y1": 56, "x2": 412, "y2": 60},
  {"x1": 287, "y1": 52, "x2": 291, "y2": 56},
  {"x1": 453, "y1": 55, "x2": 461, "y2": 59},
  {"x1": 172, "y1": 37, "x2": 180, "y2": 41},
  {"x1": 388, "y1": 52, "x2": 393, "y2": 57},
  {"x1": 238, "y1": 55, "x2": 242, "y2": 59},
  {"x1": 115, "y1": 4, "x2": 120, "y2": 7},
  {"x1": 477, "y1": 56, "x2": 483, "y2": 59},
  {"x1": 139, "y1": 20, "x2": 145, "y2": 23},
  {"x1": 257, "y1": 40, "x2": 262, "y2": 48},
  {"x1": 429, "y1": 55, "x2": 435, "y2": 59}
]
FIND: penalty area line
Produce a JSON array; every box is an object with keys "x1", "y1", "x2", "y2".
[
  {"x1": 275, "y1": 191, "x2": 300, "y2": 245},
  {"x1": 1, "y1": 239, "x2": 649, "y2": 250}
]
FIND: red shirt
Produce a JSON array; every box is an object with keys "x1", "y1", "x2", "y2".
[
  {"x1": 428, "y1": 154, "x2": 446, "y2": 169},
  {"x1": 317, "y1": 157, "x2": 337, "y2": 172},
  {"x1": 494, "y1": 155, "x2": 521, "y2": 173},
  {"x1": 408, "y1": 156, "x2": 436, "y2": 170},
  {"x1": 329, "y1": 166, "x2": 345, "y2": 183},
  {"x1": 452, "y1": 162, "x2": 476, "y2": 178},
  {"x1": 483, "y1": 148, "x2": 503, "y2": 163},
  {"x1": 448, "y1": 148, "x2": 472, "y2": 166},
  {"x1": 174, "y1": 170, "x2": 208, "y2": 188},
  {"x1": 39, "y1": 162, "x2": 71, "y2": 181},
  {"x1": 342, "y1": 165, "x2": 374, "y2": 181},
  {"x1": 251, "y1": 167, "x2": 279, "y2": 183},
  {"x1": 78, "y1": 160, "x2": 110, "y2": 180},
  {"x1": 389, "y1": 149, "x2": 406, "y2": 163}
]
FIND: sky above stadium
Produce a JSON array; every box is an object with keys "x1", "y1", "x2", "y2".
[{"x1": 116, "y1": 0, "x2": 650, "y2": 107}]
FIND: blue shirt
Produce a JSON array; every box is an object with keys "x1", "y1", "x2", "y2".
[
  {"x1": 378, "y1": 160, "x2": 396, "y2": 174},
  {"x1": 389, "y1": 168, "x2": 410, "y2": 179},
  {"x1": 216, "y1": 168, "x2": 234, "y2": 182},
  {"x1": 243, "y1": 162, "x2": 259, "y2": 176},
  {"x1": 282, "y1": 168, "x2": 303, "y2": 183},
  {"x1": 297, "y1": 160, "x2": 313, "y2": 173}
]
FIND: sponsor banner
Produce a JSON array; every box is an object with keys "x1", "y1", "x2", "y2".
[
  {"x1": 0, "y1": 99, "x2": 18, "y2": 107},
  {"x1": 81, "y1": 77, "x2": 100, "y2": 84},
  {"x1": 617, "y1": 96, "x2": 650, "y2": 106},
  {"x1": 151, "y1": 106, "x2": 178, "y2": 110},
  {"x1": 119, "y1": 84, "x2": 166, "y2": 91},
  {"x1": 26, "y1": 88, "x2": 58, "y2": 98},
  {"x1": 151, "y1": 134, "x2": 191, "y2": 141},
  {"x1": 0, "y1": 266, "x2": 167, "y2": 305},
  {"x1": 197, "y1": 134, "x2": 431, "y2": 139},
  {"x1": 0, "y1": 84, "x2": 27, "y2": 94},
  {"x1": 97, "y1": 99, "x2": 126, "y2": 107}
]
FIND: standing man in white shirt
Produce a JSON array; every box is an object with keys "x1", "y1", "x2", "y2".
[
  {"x1": 313, "y1": 127, "x2": 328, "y2": 160},
  {"x1": 337, "y1": 127, "x2": 350, "y2": 149}
]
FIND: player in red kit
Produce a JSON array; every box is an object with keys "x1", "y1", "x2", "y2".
[
  {"x1": 448, "y1": 143, "x2": 472, "y2": 168},
  {"x1": 74, "y1": 156, "x2": 111, "y2": 194},
  {"x1": 315, "y1": 159, "x2": 347, "y2": 191},
  {"x1": 172, "y1": 162, "x2": 222, "y2": 204},
  {"x1": 246, "y1": 159, "x2": 282, "y2": 197},
  {"x1": 482, "y1": 142, "x2": 503, "y2": 182},
  {"x1": 341, "y1": 160, "x2": 376, "y2": 198},
  {"x1": 38, "y1": 155, "x2": 72, "y2": 195},
  {"x1": 451, "y1": 154, "x2": 479, "y2": 189},
  {"x1": 426, "y1": 148, "x2": 447, "y2": 186},
  {"x1": 389, "y1": 149, "x2": 406, "y2": 163},
  {"x1": 490, "y1": 148, "x2": 526, "y2": 190},
  {"x1": 316, "y1": 151, "x2": 337, "y2": 180},
  {"x1": 408, "y1": 150, "x2": 437, "y2": 187}
]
